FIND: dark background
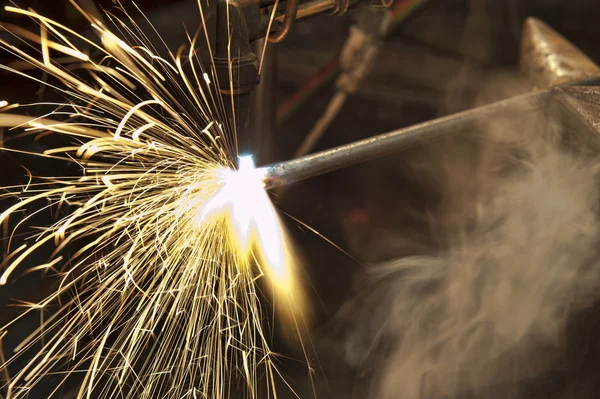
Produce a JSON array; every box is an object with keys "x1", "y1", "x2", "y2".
[{"x1": 2, "y1": 0, "x2": 600, "y2": 397}]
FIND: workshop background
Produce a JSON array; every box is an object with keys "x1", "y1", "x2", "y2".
[{"x1": 2, "y1": 0, "x2": 600, "y2": 398}]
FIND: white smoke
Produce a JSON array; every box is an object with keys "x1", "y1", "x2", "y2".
[{"x1": 326, "y1": 108, "x2": 600, "y2": 398}]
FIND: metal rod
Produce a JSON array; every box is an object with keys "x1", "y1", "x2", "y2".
[{"x1": 261, "y1": 88, "x2": 552, "y2": 189}]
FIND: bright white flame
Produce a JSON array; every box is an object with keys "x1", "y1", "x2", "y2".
[{"x1": 197, "y1": 156, "x2": 295, "y2": 291}]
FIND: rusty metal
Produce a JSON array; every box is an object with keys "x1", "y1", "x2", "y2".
[{"x1": 520, "y1": 17, "x2": 600, "y2": 90}]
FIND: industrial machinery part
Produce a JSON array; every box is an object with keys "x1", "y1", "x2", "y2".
[
  {"x1": 261, "y1": 17, "x2": 600, "y2": 189},
  {"x1": 211, "y1": 0, "x2": 395, "y2": 160},
  {"x1": 268, "y1": 0, "x2": 299, "y2": 43}
]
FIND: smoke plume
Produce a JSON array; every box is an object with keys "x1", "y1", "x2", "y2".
[{"x1": 327, "y1": 100, "x2": 600, "y2": 398}]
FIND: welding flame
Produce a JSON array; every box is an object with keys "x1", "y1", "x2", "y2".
[{"x1": 199, "y1": 155, "x2": 302, "y2": 306}]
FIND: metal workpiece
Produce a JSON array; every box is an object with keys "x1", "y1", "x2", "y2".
[
  {"x1": 261, "y1": 89, "x2": 551, "y2": 189},
  {"x1": 520, "y1": 17, "x2": 600, "y2": 90}
]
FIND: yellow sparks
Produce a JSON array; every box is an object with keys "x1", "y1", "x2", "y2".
[{"x1": 0, "y1": 2, "x2": 307, "y2": 399}]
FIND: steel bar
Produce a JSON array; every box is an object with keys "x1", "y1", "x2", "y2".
[{"x1": 261, "y1": 88, "x2": 552, "y2": 189}]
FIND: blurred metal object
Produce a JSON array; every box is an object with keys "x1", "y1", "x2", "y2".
[
  {"x1": 211, "y1": 0, "x2": 398, "y2": 159},
  {"x1": 262, "y1": 88, "x2": 551, "y2": 189},
  {"x1": 214, "y1": 0, "x2": 262, "y2": 160},
  {"x1": 370, "y1": 0, "x2": 393, "y2": 8},
  {"x1": 268, "y1": 0, "x2": 393, "y2": 36},
  {"x1": 252, "y1": 38, "x2": 278, "y2": 163},
  {"x1": 275, "y1": 0, "x2": 337, "y2": 23},
  {"x1": 293, "y1": 6, "x2": 388, "y2": 159},
  {"x1": 330, "y1": 0, "x2": 355, "y2": 16},
  {"x1": 268, "y1": 0, "x2": 299, "y2": 42},
  {"x1": 520, "y1": 17, "x2": 600, "y2": 90},
  {"x1": 336, "y1": 9, "x2": 388, "y2": 94}
]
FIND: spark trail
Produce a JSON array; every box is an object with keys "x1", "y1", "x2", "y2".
[{"x1": 0, "y1": 1, "x2": 307, "y2": 398}]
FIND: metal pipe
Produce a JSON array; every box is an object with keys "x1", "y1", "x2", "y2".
[
  {"x1": 252, "y1": 37, "x2": 277, "y2": 164},
  {"x1": 261, "y1": 89, "x2": 552, "y2": 189},
  {"x1": 269, "y1": 0, "x2": 299, "y2": 42},
  {"x1": 214, "y1": 0, "x2": 260, "y2": 160},
  {"x1": 275, "y1": 0, "x2": 336, "y2": 23}
]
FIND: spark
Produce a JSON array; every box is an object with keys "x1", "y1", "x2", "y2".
[{"x1": 0, "y1": 2, "x2": 307, "y2": 399}]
